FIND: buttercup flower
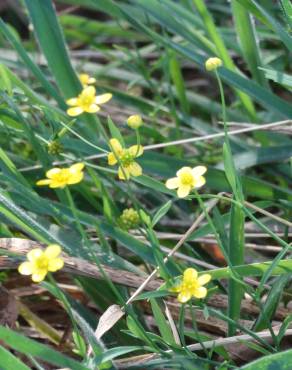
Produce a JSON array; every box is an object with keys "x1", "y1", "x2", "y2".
[
  {"x1": 205, "y1": 57, "x2": 222, "y2": 71},
  {"x1": 18, "y1": 244, "x2": 64, "y2": 283},
  {"x1": 66, "y1": 86, "x2": 112, "y2": 117},
  {"x1": 171, "y1": 268, "x2": 211, "y2": 303},
  {"x1": 127, "y1": 115, "x2": 143, "y2": 129},
  {"x1": 166, "y1": 166, "x2": 207, "y2": 198},
  {"x1": 36, "y1": 163, "x2": 84, "y2": 188},
  {"x1": 108, "y1": 138, "x2": 143, "y2": 180},
  {"x1": 79, "y1": 73, "x2": 96, "y2": 86}
]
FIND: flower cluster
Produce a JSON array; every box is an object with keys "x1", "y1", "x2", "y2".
[
  {"x1": 36, "y1": 163, "x2": 84, "y2": 189},
  {"x1": 171, "y1": 268, "x2": 211, "y2": 303},
  {"x1": 118, "y1": 208, "x2": 140, "y2": 230},
  {"x1": 108, "y1": 138, "x2": 143, "y2": 180},
  {"x1": 18, "y1": 245, "x2": 64, "y2": 283}
]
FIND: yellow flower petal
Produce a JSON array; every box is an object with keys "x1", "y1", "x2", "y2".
[
  {"x1": 85, "y1": 104, "x2": 100, "y2": 113},
  {"x1": 165, "y1": 177, "x2": 179, "y2": 189},
  {"x1": 49, "y1": 181, "x2": 66, "y2": 189},
  {"x1": 191, "y1": 166, "x2": 207, "y2": 177},
  {"x1": 44, "y1": 244, "x2": 61, "y2": 259},
  {"x1": 32, "y1": 270, "x2": 47, "y2": 283},
  {"x1": 194, "y1": 176, "x2": 206, "y2": 189},
  {"x1": 67, "y1": 106, "x2": 84, "y2": 117},
  {"x1": 70, "y1": 162, "x2": 85, "y2": 172},
  {"x1": 48, "y1": 258, "x2": 64, "y2": 272},
  {"x1": 46, "y1": 168, "x2": 61, "y2": 179},
  {"x1": 177, "y1": 291, "x2": 191, "y2": 303},
  {"x1": 197, "y1": 274, "x2": 211, "y2": 286},
  {"x1": 66, "y1": 97, "x2": 78, "y2": 106},
  {"x1": 95, "y1": 93, "x2": 112, "y2": 105},
  {"x1": 79, "y1": 73, "x2": 96, "y2": 85},
  {"x1": 176, "y1": 166, "x2": 192, "y2": 177},
  {"x1": 128, "y1": 145, "x2": 144, "y2": 157},
  {"x1": 67, "y1": 171, "x2": 84, "y2": 185},
  {"x1": 183, "y1": 268, "x2": 198, "y2": 281},
  {"x1": 18, "y1": 261, "x2": 33, "y2": 275},
  {"x1": 108, "y1": 152, "x2": 118, "y2": 165},
  {"x1": 83, "y1": 85, "x2": 96, "y2": 97},
  {"x1": 177, "y1": 185, "x2": 191, "y2": 198},
  {"x1": 193, "y1": 286, "x2": 207, "y2": 299},
  {"x1": 118, "y1": 166, "x2": 130, "y2": 180},
  {"x1": 27, "y1": 248, "x2": 43, "y2": 262},
  {"x1": 36, "y1": 179, "x2": 51, "y2": 186},
  {"x1": 109, "y1": 138, "x2": 123, "y2": 154},
  {"x1": 128, "y1": 162, "x2": 142, "y2": 177}
]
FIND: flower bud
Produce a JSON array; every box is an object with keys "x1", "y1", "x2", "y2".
[
  {"x1": 205, "y1": 57, "x2": 222, "y2": 71},
  {"x1": 127, "y1": 115, "x2": 143, "y2": 129}
]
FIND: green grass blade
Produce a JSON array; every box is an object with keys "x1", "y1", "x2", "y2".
[
  {"x1": 24, "y1": 0, "x2": 81, "y2": 98},
  {"x1": 240, "y1": 348, "x2": 292, "y2": 369},
  {"x1": 253, "y1": 275, "x2": 290, "y2": 332},
  {"x1": 192, "y1": 0, "x2": 257, "y2": 119},
  {"x1": 0, "y1": 346, "x2": 31, "y2": 370},
  {"x1": 231, "y1": 1, "x2": 268, "y2": 87},
  {"x1": 0, "y1": 19, "x2": 64, "y2": 106},
  {"x1": 228, "y1": 202, "x2": 245, "y2": 335},
  {"x1": 0, "y1": 326, "x2": 88, "y2": 370},
  {"x1": 116, "y1": 5, "x2": 292, "y2": 118}
]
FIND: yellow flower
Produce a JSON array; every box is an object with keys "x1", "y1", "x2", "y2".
[
  {"x1": 166, "y1": 166, "x2": 207, "y2": 198},
  {"x1": 205, "y1": 57, "x2": 222, "y2": 71},
  {"x1": 127, "y1": 115, "x2": 143, "y2": 129},
  {"x1": 36, "y1": 163, "x2": 84, "y2": 188},
  {"x1": 171, "y1": 268, "x2": 211, "y2": 303},
  {"x1": 66, "y1": 86, "x2": 112, "y2": 117},
  {"x1": 108, "y1": 138, "x2": 143, "y2": 180},
  {"x1": 79, "y1": 73, "x2": 96, "y2": 86},
  {"x1": 18, "y1": 244, "x2": 64, "y2": 283}
]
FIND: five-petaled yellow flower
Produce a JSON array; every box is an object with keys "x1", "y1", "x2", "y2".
[
  {"x1": 171, "y1": 268, "x2": 211, "y2": 303},
  {"x1": 79, "y1": 73, "x2": 96, "y2": 86},
  {"x1": 36, "y1": 163, "x2": 84, "y2": 189},
  {"x1": 108, "y1": 138, "x2": 143, "y2": 180},
  {"x1": 205, "y1": 57, "x2": 222, "y2": 71},
  {"x1": 66, "y1": 86, "x2": 112, "y2": 117},
  {"x1": 18, "y1": 244, "x2": 64, "y2": 283},
  {"x1": 166, "y1": 166, "x2": 207, "y2": 198}
]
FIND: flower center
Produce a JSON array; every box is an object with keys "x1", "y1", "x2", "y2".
[
  {"x1": 180, "y1": 173, "x2": 194, "y2": 186},
  {"x1": 79, "y1": 94, "x2": 94, "y2": 107},
  {"x1": 182, "y1": 280, "x2": 198, "y2": 292},
  {"x1": 53, "y1": 170, "x2": 70, "y2": 185},
  {"x1": 120, "y1": 150, "x2": 134, "y2": 167},
  {"x1": 35, "y1": 256, "x2": 48, "y2": 270}
]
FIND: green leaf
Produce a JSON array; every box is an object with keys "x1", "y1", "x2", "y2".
[
  {"x1": 259, "y1": 67, "x2": 292, "y2": 89},
  {"x1": 0, "y1": 326, "x2": 88, "y2": 370},
  {"x1": 253, "y1": 274, "x2": 290, "y2": 332},
  {"x1": 152, "y1": 200, "x2": 172, "y2": 227},
  {"x1": 24, "y1": 0, "x2": 81, "y2": 98},
  {"x1": 150, "y1": 298, "x2": 175, "y2": 344},
  {"x1": 0, "y1": 346, "x2": 31, "y2": 370},
  {"x1": 202, "y1": 258, "x2": 292, "y2": 280},
  {"x1": 0, "y1": 19, "x2": 64, "y2": 106},
  {"x1": 240, "y1": 348, "x2": 292, "y2": 369}
]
